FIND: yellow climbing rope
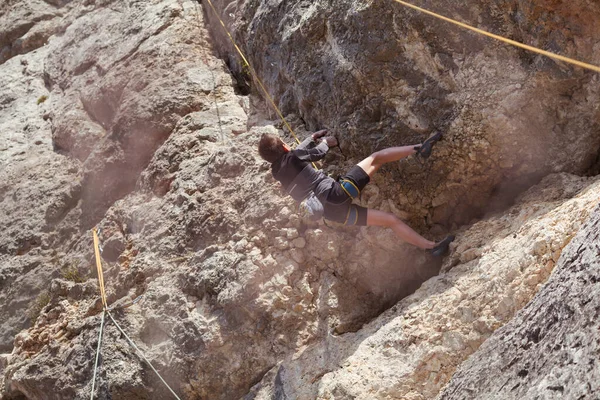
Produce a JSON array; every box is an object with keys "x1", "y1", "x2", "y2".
[
  {"x1": 89, "y1": 229, "x2": 182, "y2": 400},
  {"x1": 92, "y1": 229, "x2": 108, "y2": 310},
  {"x1": 204, "y1": 0, "x2": 305, "y2": 146},
  {"x1": 390, "y1": 0, "x2": 600, "y2": 73},
  {"x1": 203, "y1": 0, "x2": 599, "y2": 154}
]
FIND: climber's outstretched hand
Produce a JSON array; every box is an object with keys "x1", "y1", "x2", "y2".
[
  {"x1": 312, "y1": 129, "x2": 328, "y2": 140},
  {"x1": 324, "y1": 136, "x2": 338, "y2": 147}
]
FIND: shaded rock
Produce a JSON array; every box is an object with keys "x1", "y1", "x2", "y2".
[
  {"x1": 0, "y1": 0, "x2": 62, "y2": 64},
  {"x1": 207, "y1": 0, "x2": 600, "y2": 228}
]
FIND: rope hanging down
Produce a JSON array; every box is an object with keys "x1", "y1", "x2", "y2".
[
  {"x1": 391, "y1": 0, "x2": 600, "y2": 74},
  {"x1": 89, "y1": 229, "x2": 181, "y2": 400},
  {"x1": 203, "y1": 0, "x2": 303, "y2": 145},
  {"x1": 89, "y1": 310, "x2": 105, "y2": 400}
]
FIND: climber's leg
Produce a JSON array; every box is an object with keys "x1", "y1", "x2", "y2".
[
  {"x1": 366, "y1": 209, "x2": 435, "y2": 249},
  {"x1": 357, "y1": 145, "x2": 418, "y2": 177}
]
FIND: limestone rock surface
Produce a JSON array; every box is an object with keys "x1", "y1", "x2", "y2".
[
  {"x1": 207, "y1": 0, "x2": 600, "y2": 228},
  {"x1": 244, "y1": 173, "x2": 600, "y2": 400},
  {"x1": 44, "y1": 0, "x2": 225, "y2": 224},
  {"x1": 1, "y1": 1, "x2": 442, "y2": 398},
  {"x1": 0, "y1": 31, "x2": 80, "y2": 355},
  {"x1": 438, "y1": 204, "x2": 600, "y2": 399},
  {"x1": 1, "y1": 0, "x2": 600, "y2": 399}
]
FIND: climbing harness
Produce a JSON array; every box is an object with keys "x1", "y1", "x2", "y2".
[{"x1": 340, "y1": 179, "x2": 361, "y2": 200}]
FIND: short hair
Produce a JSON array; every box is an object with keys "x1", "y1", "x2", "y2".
[{"x1": 258, "y1": 133, "x2": 287, "y2": 163}]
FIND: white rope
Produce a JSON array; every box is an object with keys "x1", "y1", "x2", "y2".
[
  {"x1": 90, "y1": 231, "x2": 180, "y2": 399},
  {"x1": 90, "y1": 310, "x2": 106, "y2": 400},
  {"x1": 106, "y1": 311, "x2": 182, "y2": 400}
]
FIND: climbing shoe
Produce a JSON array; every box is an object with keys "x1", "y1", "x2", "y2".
[
  {"x1": 415, "y1": 131, "x2": 443, "y2": 159},
  {"x1": 430, "y1": 235, "x2": 455, "y2": 257}
]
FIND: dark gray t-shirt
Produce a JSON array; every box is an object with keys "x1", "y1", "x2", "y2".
[{"x1": 271, "y1": 137, "x2": 335, "y2": 203}]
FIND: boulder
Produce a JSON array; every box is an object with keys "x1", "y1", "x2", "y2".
[{"x1": 206, "y1": 0, "x2": 600, "y2": 227}]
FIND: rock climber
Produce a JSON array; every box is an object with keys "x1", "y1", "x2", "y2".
[{"x1": 258, "y1": 129, "x2": 454, "y2": 256}]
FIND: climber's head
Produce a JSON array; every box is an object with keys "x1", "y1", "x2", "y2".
[{"x1": 258, "y1": 133, "x2": 290, "y2": 163}]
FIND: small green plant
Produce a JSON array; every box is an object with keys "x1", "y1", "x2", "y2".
[
  {"x1": 37, "y1": 95, "x2": 48, "y2": 105},
  {"x1": 61, "y1": 261, "x2": 85, "y2": 283},
  {"x1": 28, "y1": 291, "x2": 51, "y2": 323}
]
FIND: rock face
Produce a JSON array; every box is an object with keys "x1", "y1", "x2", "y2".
[
  {"x1": 0, "y1": 0, "x2": 63, "y2": 64},
  {"x1": 0, "y1": 12, "x2": 80, "y2": 355},
  {"x1": 438, "y1": 204, "x2": 600, "y2": 399},
  {"x1": 207, "y1": 0, "x2": 600, "y2": 228},
  {"x1": 243, "y1": 173, "x2": 600, "y2": 400},
  {"x1": 1, "y1": 1, "x2": 442, "y2": 398},
  {"x1": 1, "y1": 0, "x2": 600, "y2": 399}
]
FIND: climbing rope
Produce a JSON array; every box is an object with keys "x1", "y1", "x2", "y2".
[
  {"x1": 202, "y1": 0, "x2": 304, "y2": 146},
  {"x1": 106, "y1": 311, "x2": 182, "y2": 400},
  {"x1": 89, "y1": 229, "x2": 108, "y2": 399},
  {"x1": 202, "y1": 0, "x2": 321, "y2": 172},
  {"x1": 89, "y1": 229, "x2": 181, "y2": 400},
  {"x1": 89, "y1": 309, "x2": 105, "y2": 400},
  {"x1": 390, "y1": 0, "x2": 600, "y2": 73}
]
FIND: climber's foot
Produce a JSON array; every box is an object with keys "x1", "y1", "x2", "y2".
[
  {"x1": 415, "y1": 131, "x2": 443, "y2": 159},
  {"x1": 430, "y1": 235, "x2": 455, "y2": 257}
]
